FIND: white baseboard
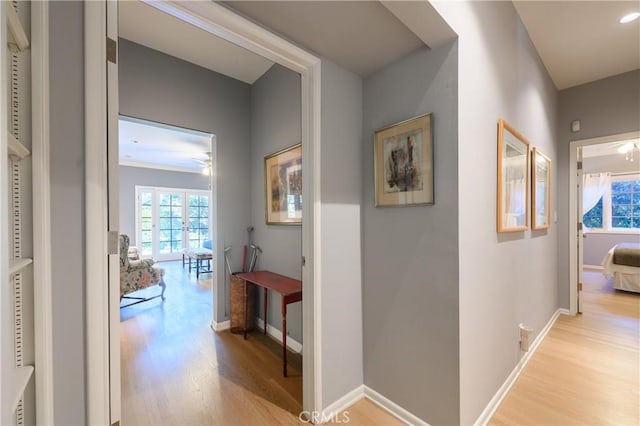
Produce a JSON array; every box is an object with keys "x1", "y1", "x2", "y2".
[
  {"x1": 474, "y1": 308, "x2": 567, "y2": 425},
  {"x1": 255, "y1": 317, "x2": 303, "y2": 353},
  {"x1": 210, "y1": 319, "x2": 230, "y2": 332},
  {"x1": 583, "y1": 264, "x2": 604, "y2": 271},
  {"x1": 320, "y1": 385, "x2": 365, "y2": 423},
  {"x1": 364, "y1": 386, "x2": 428, "y2": 426}
]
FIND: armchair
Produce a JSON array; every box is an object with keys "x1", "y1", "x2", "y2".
[{"x1": 120, "y1": 234, "x2": 166, "y2": 308}]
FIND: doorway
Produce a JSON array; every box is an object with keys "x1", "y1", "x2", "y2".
[
  {"x1": 84, "y1": 1, "x2": 322, "y2": 425},
  {"x1": 569, "y1": 131, "x2": 640, "y2": 314}
]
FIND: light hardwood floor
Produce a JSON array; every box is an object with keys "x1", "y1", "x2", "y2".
[
  {"x1": 120, "y1": 261, "x2": 303, "y2": 425},
  {"x1": 491, "y1": 270, "x2": 640, "y2": 425}
]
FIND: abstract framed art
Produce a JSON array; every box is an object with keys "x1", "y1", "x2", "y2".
[
  {"x1": 264, "y1": 143, "x2": 302, "y2": 225},
  {"x1": 374, "y1": 113, "x2": 434, "y2": 207}
]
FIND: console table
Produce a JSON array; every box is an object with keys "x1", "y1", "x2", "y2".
[{"x1": 235, "y1": 271, "x2": 302, "y2": 377}]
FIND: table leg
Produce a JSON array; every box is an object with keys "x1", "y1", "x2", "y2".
[
  {"x1": 282, "y1": 301, "x2": 287, "y2": 377},
  {"x1": 196, "y1": 258, "x2": 200, "y2": 279},
  {"x1": 264, "y1": 288, "x2": 268, "y2": 335},
  {"x1": 188, "y1": 256, "x2": 192, "y2": 273},
  {"x1": 243, "y1": 280, "x2": 248, "y2": 340}
]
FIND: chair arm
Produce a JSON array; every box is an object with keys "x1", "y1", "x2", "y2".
[{"x1": 127, "y1": 258, "x2": 155, "y2": 272}]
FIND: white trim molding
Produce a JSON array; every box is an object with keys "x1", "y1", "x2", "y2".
[
  {"x1": 210, "y1": 320, "x2": 230, "y2": 332},
  {"x1": 85, "y1": 2, "x2": 111, "y2": 424},
  {"x1": 364, "y1": 386, "x2": 428, "y2": 426},
  {"x1": 583, "y1": 264, "x2": 604, "y2": 271},
  {"x1": 31, "y1": 1, "x2": 55, "y2": 423},
  {"x1": 569, "y1": 131, "x2": 640, "y2": 314},
  {"x1": 320, "y1": 385, "x2": 365, "y2": 424},
  {"x1": 473, "y1": 308, "x2": 570, "y2": 425},
  {"x1": 255, "y1": 318, "x2": 303, "y2": 353}
]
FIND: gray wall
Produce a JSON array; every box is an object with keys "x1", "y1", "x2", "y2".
[
  {"x1": 119, "y1": 165, "x2": 210, "y2": 241},
  {"x1": 584, "y1": 233, "x2": 640, "y2": 266},
  {"x1": 250, "y1": 65, "x2": 303, "y2": 342},
  {"x1": 557, "y1": 70, "x2": 640, "y2": 307},
  {"x1": 319, "y1": 59, "x2": 364, "y2": 407},
  {"x1": 433, "y1": 2, "x2": 559, "y2": 423},
  {"x1": 49, "y1": 2, "x2": 86, "y2": 424},
  {"x1": 119, "y1": 39, "x2": 252, "y2": 322},
  {"x1": 362, "y1": 43, "x2": 459, "y2": 425}
]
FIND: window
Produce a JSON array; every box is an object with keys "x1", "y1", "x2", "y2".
[
  {"x1": 611, "y1": 179, "x2": 640, "y2": 228},
  {"x1": 583, "y1": 175, "x2": 640, "y2": 231},
  {"x1": 583, "y1": 197, "x2": 603, "y2": 229}
]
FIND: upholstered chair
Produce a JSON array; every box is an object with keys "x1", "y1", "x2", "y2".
[{"x1": 119, "y1": 234, "x2": 166, "y2": 307}]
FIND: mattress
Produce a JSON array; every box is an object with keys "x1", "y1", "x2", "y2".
[{"x1": 612, "y1": 242, "x2": 640, "y2": 267}]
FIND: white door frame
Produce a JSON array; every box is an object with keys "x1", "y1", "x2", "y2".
[
  {"x1": 85, "y1": 1, "x2": 322, "y2": 424},
  {"x1": 568, "y1": 130, "x2": 640, "y2": 314}
]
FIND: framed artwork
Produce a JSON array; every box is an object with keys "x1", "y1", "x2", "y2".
[
  {"x1": 497, "y1": 119, "x2": 530, "y2": 232},
  {"x1": 264, "y1": 143, "x2": 302, "y2": 225},
  {"x1": 532, "y1": 147, "x2": 551, "y2": 230},
  {"x1": 374, "y1": 113, "x2": 434, "y2": 207}
]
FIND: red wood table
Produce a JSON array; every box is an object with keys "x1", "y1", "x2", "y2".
[{"x1": 235, "y1": 271, "x2": 302, "y2": 377}]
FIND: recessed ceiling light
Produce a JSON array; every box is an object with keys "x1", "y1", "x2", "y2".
[
  {"x1": 132, "y1": 140, "x2": 139, "y2": 144},
  {"x1": 619, "y1": 12, "x2": 640, "y2": 24}
]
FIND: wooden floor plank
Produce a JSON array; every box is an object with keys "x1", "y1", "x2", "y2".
[{"x1": 490, "y1": 270, "x2": 640, "y2": 426}]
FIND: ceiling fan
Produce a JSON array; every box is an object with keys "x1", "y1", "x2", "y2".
[{"x1": 192, "y1": 151, "x2": 213, "y2": 175}]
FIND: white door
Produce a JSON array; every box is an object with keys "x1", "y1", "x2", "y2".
[
  {"x1": 577, "y1": 147, "x2": 584, "y2": 314},
  {"x1": 157, "y1": 191, "x2": 186, "y2": 261},
  {"x1": 106, "y1": 0, "x2": 121, "y2": 422},
  {"x1": 136, "y1": 188, "x2": 211, "y2": 260}
]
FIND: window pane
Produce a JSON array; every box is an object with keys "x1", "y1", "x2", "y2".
[
  {"x1": 633, "y1": 180, "x2": 640, "y2": 192},
  {"x1": 159, "y1": 194, "x2": 171, "y2": 206},
  {"x1": 141, "y1": 242, "x2": 152, "y2": 255},
  {"x1": 140, "y1": 205, "x2": 152, "y2": 218},
  {"x1": 612, "y1": 193, "x2": 632, "y2": 204},
  {"x1": 140, "y1": 192, "x2": 152, "y2": 205},
  {"x1": 189, "y1": 196, "x2": 199, "y2": 207},
  {"x1": 612, "y1": 217, "x2": 632, "y2": 228},
  {"x1": 141, "y1": 218, "x2": 152, "y2": 231},
  {"x1": 200, "y1": 196, "x2": 209, "y2": 207},
  {"x1": 612, "y1": 181, "x2": 632, "y2": 193},
  {"x1": 171, "y1": 194, "x2": 183, "y2": 206},
  {"x1": 159, "y1": 241, "x2": 170, "y2": 253},
  {"x1": 633, "y1": 192, "x2": 640, "y2": 204},
  {"x1": 583, "y1": 197, "x2": 603, "y2": 229},
  {"x1": 159, "y1": 218, "x2": 171, "y2": 230},
  {"x1": 612, "y1": 204, "x2": 631, "y2": 217},
  {"x1": 141, "y1": 230, "x2": 152, "y2": 243},
  {"x1": 171, "y1": 218, "x2": 182, "y2": 229},
  {"x1": 159, "y1": 230, "x2": 171, "y2": 241},
  {"x1": 199, "y1": 206, "x2": 209, "y2": 219}
]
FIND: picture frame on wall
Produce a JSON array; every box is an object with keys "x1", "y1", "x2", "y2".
[
  {"x1": 497, "y1": 119, "x2": 530, "y2": 232},
  {"x1": 532, "y1": 147, "x2": 551, "y2": 230},
  {"x1": 374, "y1": 113, "x2": 434, "y2": 207},
  {"x1": 264, "y1": 143, "x2": 302, "y2": 225}
]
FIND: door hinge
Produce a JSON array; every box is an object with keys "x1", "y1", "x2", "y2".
[
  {"x1": 577, "y1": 161, "x2": 583, "y2": 170},
  {"x1": 577, "y1": 222, "x2": 583, "y2": 232},
  {"x1": 107, "y1": 37, "x2": 117, "y2": 64},
  {"x1": 301, "y1": 256, "x2": 306, "y2": 267},
  {"x1": 108, "y1": 231, "x2": 120, "y2": 255},
  {"x1": 578, "y1": 282, "x2": 583, "y2": 291}
]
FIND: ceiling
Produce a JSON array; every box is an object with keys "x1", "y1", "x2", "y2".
[
  {"x1": 118, "y1": 0, "x2": 274, "y2": 84},
  {"x1": 119, "y1": 117, "x2": 212, "y2": 173},
  {"x1": 582, "y1": 138, "x2": 640, "y2": 158},
  {"x1": 514, "y1": 1, "x2": 640, "y2": 90},
  {"x1": 223, "y1": 1, "x2": 428, "y2": 77}
]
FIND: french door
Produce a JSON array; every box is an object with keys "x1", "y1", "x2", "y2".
[{"x1": 136, "y1": 186, "x2": 211, "y2": 261}]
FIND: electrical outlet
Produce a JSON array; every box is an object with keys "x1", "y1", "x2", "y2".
[{"x1": 519, "y1": 323, "x2": 533, "y2": 352}]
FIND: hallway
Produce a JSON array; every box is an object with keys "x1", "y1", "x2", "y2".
[{"x1": 491, "y1": 270, "x2": 640, "y2": 425}]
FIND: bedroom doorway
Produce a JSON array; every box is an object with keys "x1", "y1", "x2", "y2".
[{"x1": 569, "y1": 131, "x2": 640, "y2": 314}]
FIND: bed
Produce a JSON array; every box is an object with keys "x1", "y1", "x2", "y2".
[{"x1": 602, "y1": 242, "x2": 640, "y2": 293}]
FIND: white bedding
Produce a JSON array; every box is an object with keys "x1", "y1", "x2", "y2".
[{"x1": 601, "y1": 247, "x2": 640, "y2": 293}]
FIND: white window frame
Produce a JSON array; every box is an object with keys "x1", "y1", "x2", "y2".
[{"x1": 584, "y1": 173, "x2": 640, "y2": 235}]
